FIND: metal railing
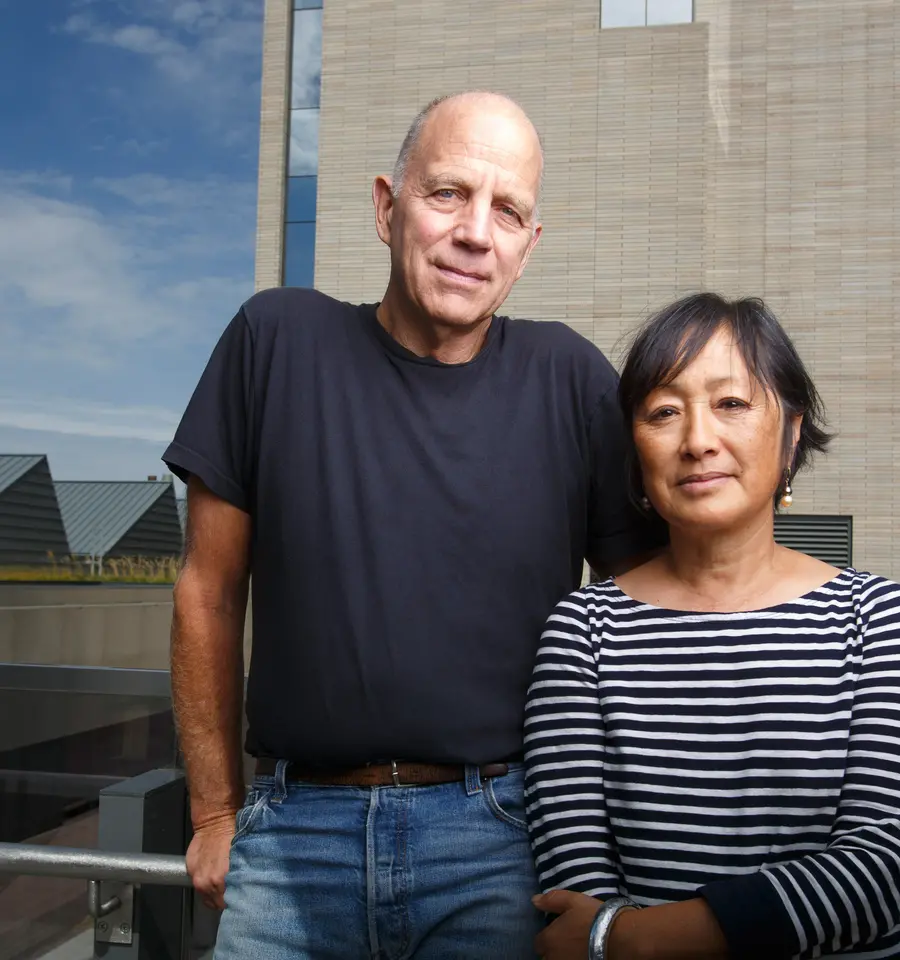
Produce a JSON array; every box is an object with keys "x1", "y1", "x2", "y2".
[
  {"x1": 0, "y1": 768, "x2": 203, "y2": 955},
  {"x1": 0, "y1": 840, "x2": 192, "y2": 948},
  {"x1": 0, "y1": 841, "x2": 190, "y2": 886}
]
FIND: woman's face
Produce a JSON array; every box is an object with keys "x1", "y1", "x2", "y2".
[{"x1": 634, "y1": 325, "x2": 800, "y2": 534}]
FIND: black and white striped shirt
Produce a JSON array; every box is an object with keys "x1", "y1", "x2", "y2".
[{"x1": 523, "y1": 568, "x2": 900, "y2": 960}]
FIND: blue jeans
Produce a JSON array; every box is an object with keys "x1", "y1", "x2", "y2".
[{"x1": 214, "y1": 761, "x2": 543, "y2": 959}]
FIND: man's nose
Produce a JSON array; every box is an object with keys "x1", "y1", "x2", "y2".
[{"x1": 452, "y1": 198, "x2": 493, "y2": 251}]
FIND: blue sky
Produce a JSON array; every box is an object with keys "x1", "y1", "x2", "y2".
[{"x1": 0, "y1": 0, "x2": 263, "y2": 486}]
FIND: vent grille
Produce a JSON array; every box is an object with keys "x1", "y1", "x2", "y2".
[{"x1": 774, "y1": 514, "x2": 853, "y2": 567}]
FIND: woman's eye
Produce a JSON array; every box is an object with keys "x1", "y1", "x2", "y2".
[
  {"x1": 650, "y1": 407, "x2": 677, "y2": 421},
  {"x1": 719, "y1": 398, "x2": 747, "y2": 410}
]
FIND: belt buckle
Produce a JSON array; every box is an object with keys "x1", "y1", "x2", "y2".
[{"x1": 390, "y1": 759, "x2": 401, "y2": 787}]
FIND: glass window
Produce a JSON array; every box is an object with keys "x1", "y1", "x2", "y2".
[
  {"x1": 295, "y1": 0, "x2": 323, "y2": 8},
  {"x1": 289, "y1": 108, "x2": 319, "y2": 176},
  {"x1": 287, "y1": 176, "x2": 317, "y2": 223},
  {"x1": 646, "y1": 0, "x2": 693, "y2": 25},
  {"x1": 601, "y1": 0, "x2": 693, "y2": 27},
  {"x1": 284, "y1": 222, "x2": 316, "y2": 288},
  {"x1": 292, "y1": 8, "x2": 322, "y2": 109},
  {"x1": 601, "y1": 0, "x2": 645, "y2": 28}
]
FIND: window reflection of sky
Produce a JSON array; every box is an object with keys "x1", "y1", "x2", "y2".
[
  {"x1": 284, "y1": 4, "x2": 322, "y2": 286},
  {"x1": 287, "y1": 176, "x2": 317, "y2": 223},
  {"x1": 284, "y1": 222, "x2": 315, "y2": 287},
  {"x1": 601, "y1": 0, "x2": 692, "y2": 28},
  {"x1": 601, "y1": 0, "x2": 644, "y2": 28},
  {"x1": 647, "y1": 0, "x2": 693, "y2": 26},
  {"x1": 289, "y1": 108, "x2": 319, "y2": 177},
  {"x1": 292, "y1": 9, "x2": 322, "y2": 109}
]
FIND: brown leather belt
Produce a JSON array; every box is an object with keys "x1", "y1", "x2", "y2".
[{"x1": 255, "y1": 758, "x2": 510, "y2": 787}]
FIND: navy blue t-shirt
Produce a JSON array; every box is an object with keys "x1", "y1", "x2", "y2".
[{"x1": 163, "y1": 287, "x2": 662, "y2": 765}]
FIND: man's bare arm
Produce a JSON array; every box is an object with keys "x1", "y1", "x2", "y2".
[{"x1": 171, "y1": 474, "x2": 250, "y2": 907}]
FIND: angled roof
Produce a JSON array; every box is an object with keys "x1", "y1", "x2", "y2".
[
  {"x1": 54, "y1": 480, "x2": 172, "y2": 557},
  {"x1": 0, "y1": 454, "x2": 45, "y2": 496}
]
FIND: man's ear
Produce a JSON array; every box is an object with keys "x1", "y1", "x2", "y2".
[
  {"x1": 514, "y1": 222, "x2": 542, "y2": 281},
  {"x1": 373, "y1": 176, "x2": 394, "y2": 247}
]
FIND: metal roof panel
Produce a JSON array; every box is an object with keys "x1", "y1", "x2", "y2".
[
  {"x1": 0, "y1": 455, "x2": 45, "y2": 496},
  {"x1": 54, "y1": 480, "x2": 171, "y2": 557}
]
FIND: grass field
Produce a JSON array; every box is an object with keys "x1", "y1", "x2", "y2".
[{"x1": 0, "y1": 555, "x2": 181, "y2": 583}]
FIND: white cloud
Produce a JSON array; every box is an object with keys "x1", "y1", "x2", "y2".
[
  {"x1": 0, "y1": 396, "x2": 179, "y2": 444},
  {"x1": 63, "y1": 0, "x2": 264, "y2": 142},
  {"x1": 0, "y1": 182, "x2": 158, "y2": 342},
  {"x1": 99, "y1": 23, "x2": 185, "y2": 58},
  {"x1": 0, "y1": 170, "x2": 254, "y2": 476},
  {"x1": 0, "y1": 172, "x2": 254, "y2": 350},
  {"x1": 0, "y1": 2, "x2": 265, "y2": 481}
]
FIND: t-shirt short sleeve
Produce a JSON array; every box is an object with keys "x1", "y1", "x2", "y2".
[
  {"x1": 586, "y1": 385, "x2": 667, "y2": 568},
  {"x1": 162, "y1": 309, "x2": 254, "y2": 512}
]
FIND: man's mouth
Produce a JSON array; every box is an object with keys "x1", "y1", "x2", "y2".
[{"x1": 436, "y1": 264, "x2": 488, "y2": 284}]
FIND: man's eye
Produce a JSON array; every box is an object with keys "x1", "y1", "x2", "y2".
[{"x1": 436, "y1": 189, "x2": 456, "y2": 199}]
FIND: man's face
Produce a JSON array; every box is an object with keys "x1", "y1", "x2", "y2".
[{"x1": 376, "y1": 99, "x2": 543, "y2": 328}]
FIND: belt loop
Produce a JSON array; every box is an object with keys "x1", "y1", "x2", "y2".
[
  {"x1": 272, "y1": 759, "x2": 289, "y2": 803},
  {"x1": 464, "y1": 764, "x2": 483, "y2": 796}
]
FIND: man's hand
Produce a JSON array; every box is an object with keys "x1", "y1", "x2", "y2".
[
  {"x1": 186, "y1": 814, "x2": 237, "y2": 911},
  {"x1": 533, "y1": 889, "x2": 603, "y2": 960}
]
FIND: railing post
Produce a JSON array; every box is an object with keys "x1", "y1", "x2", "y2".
[{"x1": 96, "y1": 768, "x2": 190, "y2": 958}]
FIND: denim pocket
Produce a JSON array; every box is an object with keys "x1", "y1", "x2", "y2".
[
  {"x1": 231, "y1": 785, "x2": 272, "y2": 846},
  {"x1": 482, "y1": 774, "x2": 528, "y2": 832}
]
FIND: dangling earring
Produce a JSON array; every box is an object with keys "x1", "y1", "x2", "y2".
[
  {"x1": 640, "y1": 495, "x2": 652, "y2": 511},
  {"x1": 779, "y1": 471, "x2": 793, "y2": 509}
]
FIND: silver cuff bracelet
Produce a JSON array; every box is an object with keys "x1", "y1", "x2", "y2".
[{"x1": 587, "y1": 896, "x2": 642, "y2": 960}]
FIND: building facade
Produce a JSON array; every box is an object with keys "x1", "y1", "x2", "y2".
[{"x1": 254, "y1": 0, "x2": 900, "y2": 578}]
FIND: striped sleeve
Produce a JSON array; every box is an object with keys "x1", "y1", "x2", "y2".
[
  {"x1": 703, "y1": 578, "x2": 900, "y2": 959},
  {"x1": 523, "y1": 592, "x2": 619, "y2": 897}
]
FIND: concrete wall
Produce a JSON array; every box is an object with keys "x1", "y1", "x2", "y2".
[
  {"x1": 0, "y1": 584, "x2": 252, "y2": 671},
  {"x1": 289, "y1": 0, "x2": 897, "y2": 579}
]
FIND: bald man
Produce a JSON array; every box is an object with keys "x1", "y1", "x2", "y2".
[{"x1": 164, "y1": 91, "x2": 663, "y2": 959}]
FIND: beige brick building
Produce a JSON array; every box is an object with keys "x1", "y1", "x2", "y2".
[{"x1": 256, "y1": 0, "x2": 900, "y2": 578}]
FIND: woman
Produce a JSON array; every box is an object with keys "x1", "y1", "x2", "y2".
[{"x1": 524, "y1": 294, "x2": 900, "y2": 960}]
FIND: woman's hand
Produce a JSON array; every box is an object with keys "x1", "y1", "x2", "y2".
[
  {"x1": 532, "y1": 889, "x2": 603, "y2": 959},
  {"x1": 534, "y1": 891, "x2": 733, "y2": 960}
]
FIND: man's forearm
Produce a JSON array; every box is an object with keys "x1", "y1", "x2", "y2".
[{"x1": 171, "y1": 572, "x2": 248, "y2": 829}]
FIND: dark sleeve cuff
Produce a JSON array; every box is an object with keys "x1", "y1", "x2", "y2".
[
  {"x1": 699, "y1": 873, "x2": 799, "y2": 960},
  {"x1": 162, "y1": 442, "x2": 248, "y2": 513}
]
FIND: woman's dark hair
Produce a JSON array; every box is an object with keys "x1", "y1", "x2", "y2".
[{"x1": 618, "y1": 292, "x2": 832, "y2": 508}]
